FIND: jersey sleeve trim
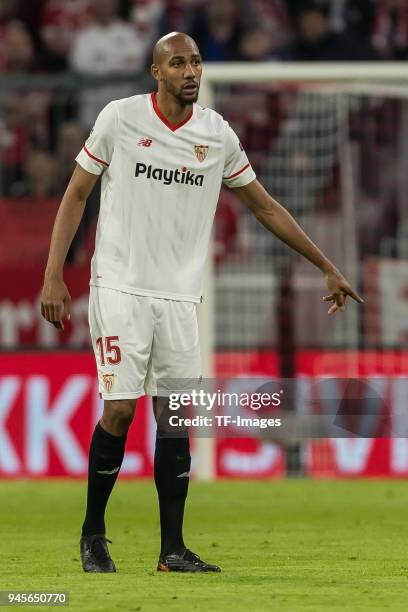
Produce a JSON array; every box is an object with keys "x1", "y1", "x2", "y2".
[
  {"x1": 83, "y1": 145, "x2": 109, "y2": 167},
  {"x1": 224, "y1": 163, "x2": 251, "y2": 180}
]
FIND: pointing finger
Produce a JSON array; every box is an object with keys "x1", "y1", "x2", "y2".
[{"x1": 344, "y1": 286, "x2": 364, "y2": 304}]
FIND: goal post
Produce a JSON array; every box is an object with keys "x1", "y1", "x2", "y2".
[
  {"x1": 201, "y1": 61, "x2": 408, "y2": 84},
  {"x1": 195, "y1": 62, "x2": 408, "y2": 481}
]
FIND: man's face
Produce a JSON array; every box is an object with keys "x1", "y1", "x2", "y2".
[{"x1": 154, "y1": 40, "x2": 202, "y2": 106}]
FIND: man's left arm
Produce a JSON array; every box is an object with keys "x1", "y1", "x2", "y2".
[{"x1": 233, "y1": 179, "x2": 364, "y2": 315}]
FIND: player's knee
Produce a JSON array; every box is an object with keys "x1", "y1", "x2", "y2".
[{"x1": 102, "y1": 400, "x2": 135, "y2": 431}]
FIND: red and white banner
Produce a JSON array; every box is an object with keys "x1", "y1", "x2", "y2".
[
  {"x1": 0, "y1": 353, "x2": 155, "y2": 478},
  {"x1": 0, "y1": 352, "x2": 285, "y2": 479},
  {"x1": 2, "y1": 351, "x2": 408, "y2": 479},
  {"x1": 299, "y1": 350, "x2": 408, "y2": 477}
]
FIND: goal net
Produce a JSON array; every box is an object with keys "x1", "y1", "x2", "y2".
[{"x1": 196, "y1": 63, "x2": 408, "y2": 479}]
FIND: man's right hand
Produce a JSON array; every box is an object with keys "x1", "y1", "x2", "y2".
[{"x1": 41, "y1": 276, "x2": 71, "y2": 331}]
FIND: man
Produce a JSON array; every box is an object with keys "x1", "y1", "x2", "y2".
[
  {"x1": 69, "y1": 0, "x2": 146, "y2": 127},
  {"x1": 41, "y1": 32, "x2": 363, "y2": 574}
]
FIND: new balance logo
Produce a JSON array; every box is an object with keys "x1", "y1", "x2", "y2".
[
  {"x1": 176, "y1": 472, "x2": 190, "y2": 478},
  {"x1": 138, "y1": 138, "x2": 153, "y2": 147},
  {"x1": 97, "y1": 466, "x2": 120, "y2": 475}
]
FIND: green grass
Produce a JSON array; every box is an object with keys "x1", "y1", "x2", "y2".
[{"x1": 1, "y1": 480, "x2": 408, "y2": 611}]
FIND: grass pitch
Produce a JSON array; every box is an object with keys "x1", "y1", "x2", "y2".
[{"x1": 1, "y1": 479, "x2": 408, "y2": 611}]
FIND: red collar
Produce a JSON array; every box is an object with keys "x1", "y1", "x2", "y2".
[{"x1": 151, "y1": 92, "x2": 193, "y2": 132}]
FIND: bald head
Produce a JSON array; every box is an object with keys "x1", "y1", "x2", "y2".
[
  {"x1": 153, "y1": 32, "x2": 199, "y2": 65},
  {"x1": 151, "y1": 32, "x2": 202, "y2": 107}
]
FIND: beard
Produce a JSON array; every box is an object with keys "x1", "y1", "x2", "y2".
[{"x1": 164, "y1": 78, "x2": 200, "y2": 106}]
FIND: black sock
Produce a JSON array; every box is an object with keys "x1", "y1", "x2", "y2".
[
  {"x1": 154, "y1": 434, "x2": 190, "y2": 556},
  {"x1": 81, "y1": 422, "x2": 127, "y2": 537}
]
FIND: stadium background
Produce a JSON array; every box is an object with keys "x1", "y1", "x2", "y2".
[{"x1": 1, "y1": 0, "x2": 408, "y2": 481}]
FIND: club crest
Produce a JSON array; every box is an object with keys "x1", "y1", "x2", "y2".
[
  {"x1": 194, "y1": 144, "x2": 209, "y2": 162},
  {"x1": 102, "y1": 373, "x2": 115, "y2": 392}
]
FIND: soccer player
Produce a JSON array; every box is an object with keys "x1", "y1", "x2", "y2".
[{"x1": 41, "y1": 32, "x2": 363, "y2": 573}]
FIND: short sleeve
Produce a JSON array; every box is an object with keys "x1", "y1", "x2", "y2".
[
  {"x1": 223, "y1": 123, "x2": 256, "y2": 188},
  {"x1": 75, "y1": 102, "x2": 118, "y2": 175}
]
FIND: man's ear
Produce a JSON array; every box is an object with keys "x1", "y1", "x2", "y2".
[{"x1": 151, "y1": 63, "x2": 159, "y2": 82}]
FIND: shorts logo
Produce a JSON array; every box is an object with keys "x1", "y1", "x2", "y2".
[
  {"x1": 194, "y1": 144, "x2": 208, "y2": 162},
  {"x1": 102, "y1": 373, "x2": 115, "y2": 392}
]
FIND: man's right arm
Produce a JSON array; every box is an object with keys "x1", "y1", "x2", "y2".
[{"x1": 41, "y1": 164, "x2": 99, "y2": 330}]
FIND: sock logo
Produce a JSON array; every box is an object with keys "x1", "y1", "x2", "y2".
[
  {"x1": 176, "y1": 471, "x2": 190, "y2": 478},
  {"x1": 135, "y1": 163, "x2": 204, "y2": 187},
  {"x1": 97, "y1": 466, "x2": 120, "y2": 475}
]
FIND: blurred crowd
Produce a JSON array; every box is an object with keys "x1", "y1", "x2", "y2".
[
  {"x1": 0, "y1": 0, "x2": 407, "y2": 264},
  {"x1": 0, "y1": 0, "x2": 406, "y2": 74}
]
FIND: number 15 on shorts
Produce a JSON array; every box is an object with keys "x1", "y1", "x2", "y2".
[{"x1": 96, "y1": 336, "x2": 122, "y2": 365}]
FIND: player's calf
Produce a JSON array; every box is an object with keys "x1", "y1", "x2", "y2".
[{"x1": 100, "y1": 399, "x2": 136, "y2": 437}]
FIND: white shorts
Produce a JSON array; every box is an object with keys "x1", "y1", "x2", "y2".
[{"x1": 89, "y1": 286, "x2": 201, "y2": 400}]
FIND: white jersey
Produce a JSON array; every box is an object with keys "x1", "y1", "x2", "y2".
[{"x1": 75, "y1": 92, "x2": 256, "y2": 302}]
